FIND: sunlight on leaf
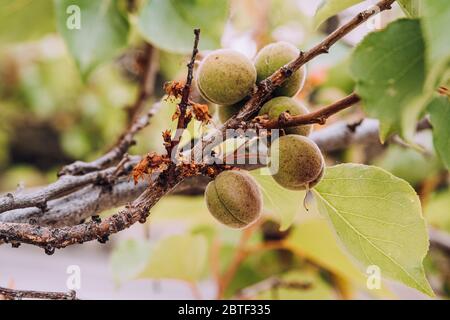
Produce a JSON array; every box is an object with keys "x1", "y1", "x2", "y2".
[
  {"x1": 251, "y1": 169, "x2": 305, "y2": 231},
  {"x1": 313, "y1": 164, "x2": 434, "y2": 296}
]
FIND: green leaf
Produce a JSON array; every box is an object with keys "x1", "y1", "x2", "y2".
[
  {"x1": 0, "y1": 0, "x2": 55, "y2": 45},
  {"x1": 314, "y1": 0, "x2": 363, "y2": 29},
  {"x1": 54, "y1": 0, "x2": 130, "y2": 78},
  {"x1": 110, "y1": 239, "x2": 152, "y2": 285},
  {"x1": 286, "y1": 218, "x2": 393, "y2": 298},
  {"x1": 351, "y1": 19, "x2": 426, "y2": 141},
  {"x1": 422, "y1": 0, "x2": 450, "y2": 90},
  {"x1": 139, "y1": 234, "x2": 208, "y2": 282},
  {"x1": 251, "y1": 169, "x2": 305, "y2": 231},
  {"x1": 138, "y1": 0, "x2": 229, "y2": 54},
  {"x1": 313, "y1": 164, "x2": 433, "y2": 296},
  {"x1": 398, "y1": 0, "x2": 422, "y2": 17},
  {"x1": 428, "y1": 96, "x2": 450, "y2": 169}
]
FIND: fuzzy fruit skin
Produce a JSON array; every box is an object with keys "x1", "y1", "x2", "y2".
[
  {"x1": 270, "y1": 135, "x2": 324, "y2": 190},
  {"x1": 197, "y1": 49, "x2": 256, "y2": 105},
  {"x1": 254, "y1": 41, "x2": 306, "y2": 97},
  {"x1": 259, "y1": 97, "x2": 312, "y2": 136},
  {"x1": 218, "y1": 100, "x2": 246, "y2": 123},
  {"x1": 205, "y1": 170, "x2": 262, "y2": 229}
]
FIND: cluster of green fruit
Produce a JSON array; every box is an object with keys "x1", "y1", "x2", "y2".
[{"x1": 196, "y1": 42, "x2": 325, "y2": 229}]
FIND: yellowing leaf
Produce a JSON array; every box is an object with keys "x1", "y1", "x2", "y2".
[
  {"x1": 110, "y1": 239, "x2": 152, "y2": 285},
  {"x1": 313, "y1": 164, "x2": 434, "y2": 296},
  {"x1": 285, "y1": 217, "x2": 393, "y2": 298},
  {"x1": 397, "y1": 0, "x2": 422, "y2": 17},
  {"x1": 425, "y1": 189, "x2": 450, "y2": 233},
  {"x1": 139, "y1": 234, "x2": 208, "y2": 282},
  {"x1": 251, "y1": 169, "x2": 305, "y2": 231},
  {"x1": 313, "y1": 0, "x2": 363, "y2": 29},
  {"x1": 0, "y1": 0, "x2": 55, "y2": 45},
  {"x1": 150, "y1": 195, "x2": 217, "y2": 226}
]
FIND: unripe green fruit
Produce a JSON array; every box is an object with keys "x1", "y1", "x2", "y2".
[
  {"x1": 205, "y1": 170, "x2": 262, "y2": 229},
  {"x1": 259, "y1": 97, "x2": 312, "y2": 136},
  {"x1": 270, "y1": 135, "x2": 324, "y2": 190},
  {"x1": 217, "y1": 100, "x2": 246, "y2": 123},
  {"x1": 254, "y1": 41, "x2": 306, "y2": 97},
  {"x1": 197, "y1": 49, "x2": 256, "y2": 105}
]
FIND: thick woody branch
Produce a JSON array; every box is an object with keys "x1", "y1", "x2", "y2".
[
  {"x1": 0, "y1": 286, "x2": 77, "y2": 300},
  {"x1": 0, "y1": 175, "x2": 183, "y2": 252},
  {"x1": 0, "y1": 175, "x2": 149, "y2": 226},
  {"x1": 0, "y1": 157, "x2": 139, "y2": 215}
]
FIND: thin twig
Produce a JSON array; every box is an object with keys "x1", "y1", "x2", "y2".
[
  {"x1": 126, "y1": 43, "x2": 158, "y2": 124},
  {"x1": 170, "y1": 29, "x2": 201, "y2": 153},
  {"x1": 0, "y1": 286, "x2": 77, "y2": 300},
  {"x1": 0, "y1": 158, "x2": 137, "y2": 214},
  {"x1": 58, "y1": 102, "x2": 162, "y2": 176},
  {"x1": 259, "y1": 93, "x2": 360, "y2": 129}
]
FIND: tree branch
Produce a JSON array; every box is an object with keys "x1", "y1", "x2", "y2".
[
  {"x1": 58, "y1": 49, "x2": 161, "y2": 178},
  {"x1": 0, "y1": 157, "x2": 140, "y2": 215},
  {"x1": 259, "y1": 92, "x2": 360, "y2": 129},
  {"x1": 126, "y1": 43, "x2": 158, "y2": 124},
  {"x1": 170, "y1": 29, "x2": 201, "y2": 152},
  {"x1": 0, "y1": 3, "x2": 395, "y2": 250},
  {"x1": 58, "y1": 102, "x2": 161, "y2": 177},
  {"x1": 0, "y1": 175, "x2": 183, "y2": 252},
  {"x1": 0, "y1": 286, "x2": 77, "y2": 300},
  {"x1": 225, "y1": 0, "x2": 395, "y2": 129}
]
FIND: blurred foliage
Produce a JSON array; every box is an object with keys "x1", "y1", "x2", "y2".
[
  {"x1": 0, "y1": 0, "x2": 55, "y2": 45},
  {"x1": 138, "y1": 0, "x2": 230, "y2": 53},
  {"x1": 54, "y1": 0, "x2": 130, "y2": 78},
  {"x1": 426, "y1": 189, "x2": 450, "y2": 233},
  {"x1": 0, "y1": 0, "x2": 449, "y2": 300}
]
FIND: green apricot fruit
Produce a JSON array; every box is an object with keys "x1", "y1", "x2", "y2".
[
  {"x1": 205, "y1": 170, "x2": 262, "y2": 229},
  {"x1": 259, "y1": 97, "x2": 312, "y2": 136},
  {"x1": 217, "y1": 100, "x2": 246, "y2": 123},
  {"x1": 270, "y1": 135, "x2": 324, "y2": 190},
  {"x1": 197, "y1": 49, "x2": 256, "y2": 105},
  {"x1": 254, "y1": 41, "x2": 306, "y2": 97}
]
